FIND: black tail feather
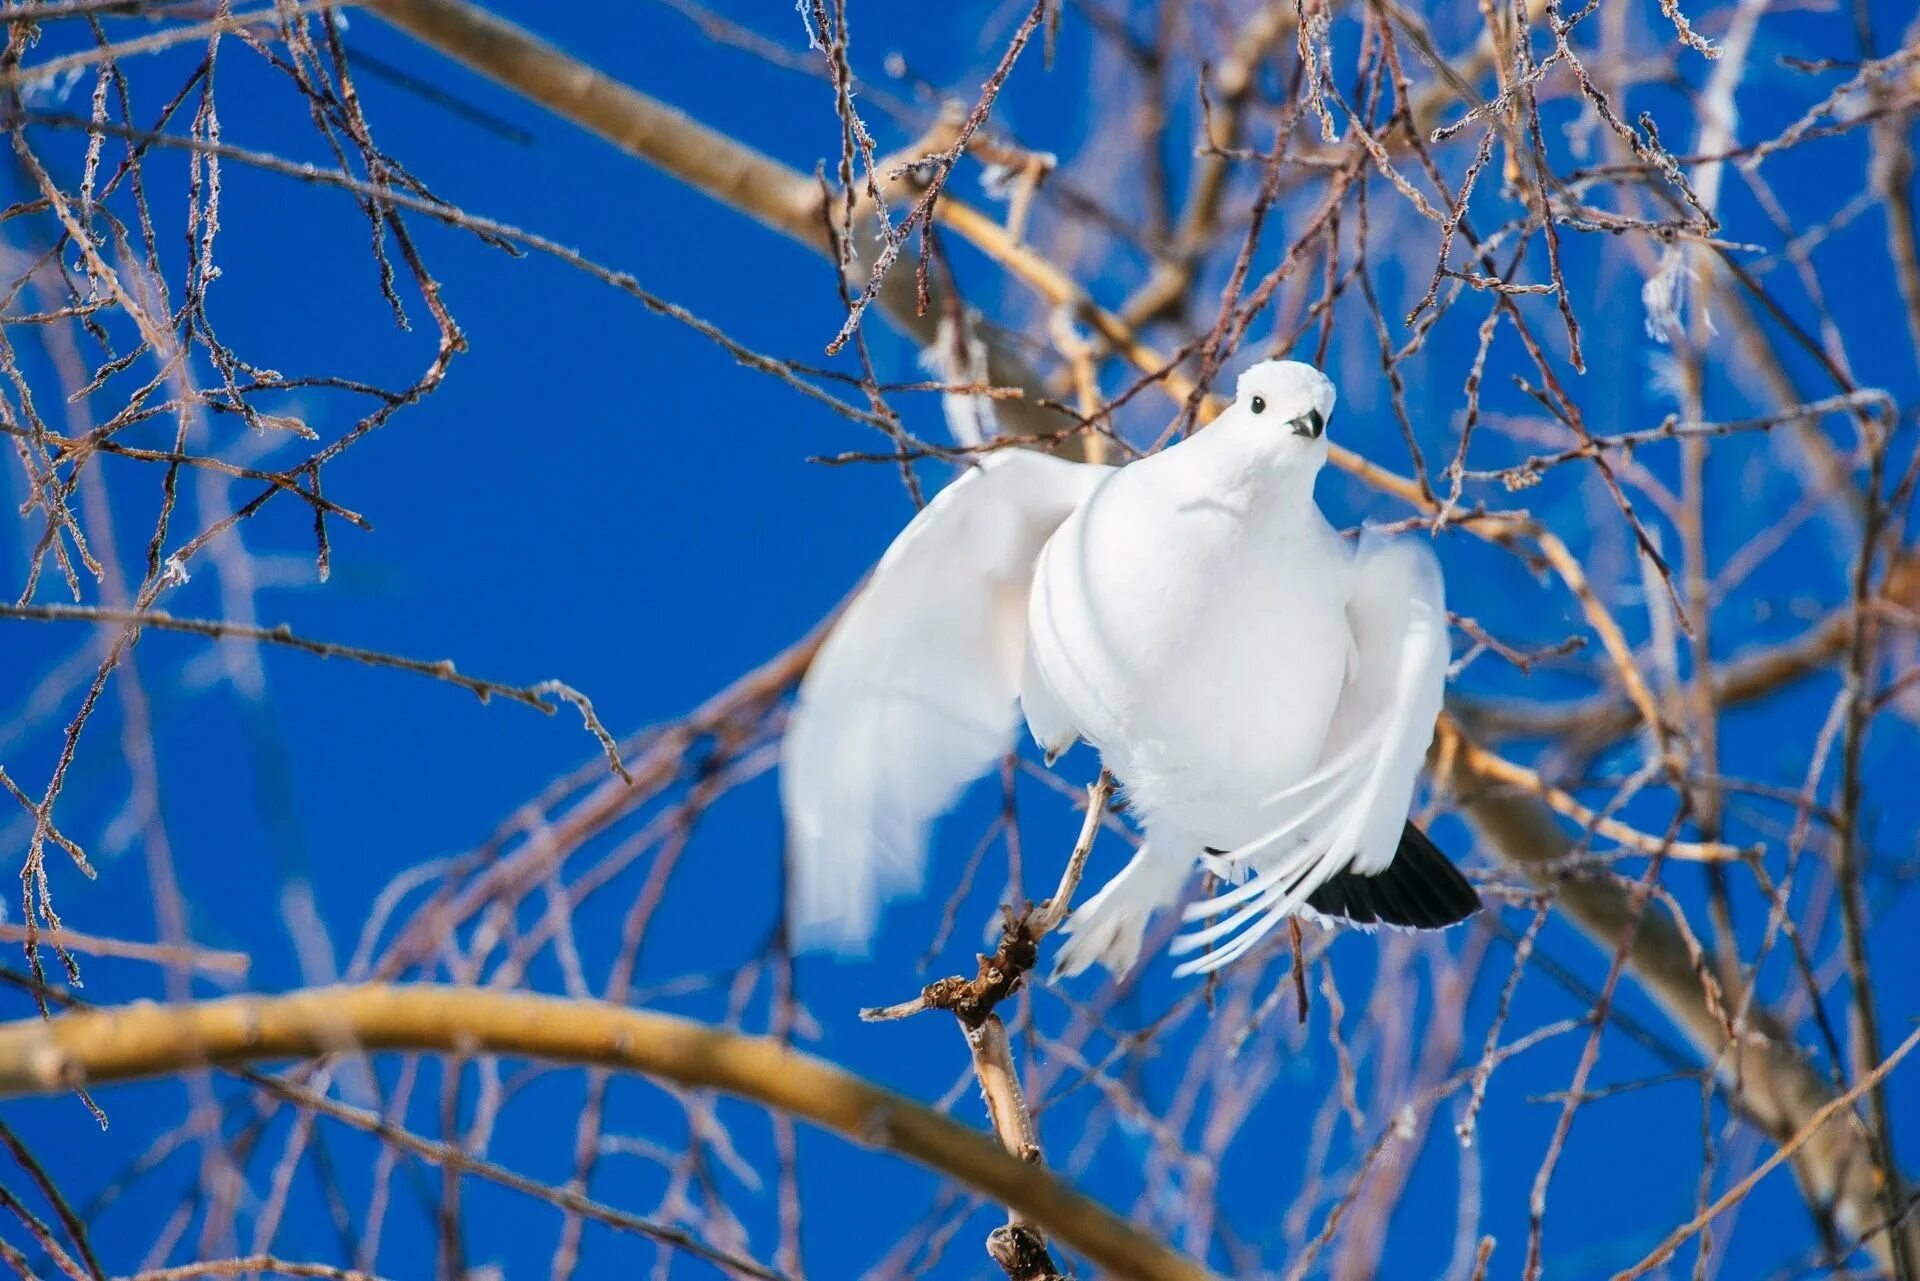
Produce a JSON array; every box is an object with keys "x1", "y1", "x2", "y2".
[{"x1": 1306, "y1": 822, "x2": 1479, "y2": 930}]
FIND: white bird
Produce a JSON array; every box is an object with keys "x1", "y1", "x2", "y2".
[{"x1": 781, "y1": 360, "x2": 1477, "y2": 978}]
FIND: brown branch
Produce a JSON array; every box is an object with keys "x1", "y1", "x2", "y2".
[
  {"x1": 112, "y1": 1258, "x2": 387, "y2": 1281},
  {"x1": 973, "y1": 1014, "x2": 1064, "y2": 1281},
  {"x1": 1459, "y1": 572, "x2": 1920, "y2": 747},
  {"x1": 1613, "y1": 1026, "x2": 1920, "y2": 1280},
  {"x1": 0, "y1": 985, "x2": 1220, "y2": 1281},
  {"x1": 0, "y1": 925, "x2": 246, "y2": 977},
  {"x1": 0, "y1": 602, "x2": 631, "y2": 782},
  {"x1": 1438, "y1": 718, "x2": 1748, "y2": 862},
  {"x1": 864, "y1": 771, "x2": 1114, "y2": 1024},
  {"x1": 1033, "y1": 770, "x2": 1116, "y2": 934},
  {"x1": 359, "y1": 0, "x2": 1075, "y2": 449},
  {"x1": 860, "y1": 772, "x2": 1115, "y2": 1278},
  {"x1": 1116, "y1": 3, "x2": 1297, "y2": 330},
  {"x1": 1455, "y1": 780, "x2": 1920, "y2": 1272}
]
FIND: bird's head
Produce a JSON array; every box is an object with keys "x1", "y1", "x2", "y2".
[{"x1": 1222, "y1": 361, "x2": 1336, "y2": 468}]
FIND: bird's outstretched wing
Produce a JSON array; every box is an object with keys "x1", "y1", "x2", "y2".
[
  {"x1": 1320, "y1": 533, "x2": 1451, "y2": 872},
  {"x1": 781, "y1": 451, "x2": 1112, "y2": 952},
  {"x1": 1171, "y1": 533, "x2": 1451, "y2": 974}
]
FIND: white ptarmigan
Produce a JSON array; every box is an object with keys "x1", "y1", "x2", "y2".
[{"x1": 780, "y1": 360, "x2": 1477, "y2": 977}]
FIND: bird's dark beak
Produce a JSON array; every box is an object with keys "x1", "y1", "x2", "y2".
[{"x1": 1291, "y1": 408, "x2": 1326, "y2": 439}]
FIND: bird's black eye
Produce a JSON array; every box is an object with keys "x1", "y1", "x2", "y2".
[{"x1": 1251, "y1": 395, "x2": 1267, "y2": 415}]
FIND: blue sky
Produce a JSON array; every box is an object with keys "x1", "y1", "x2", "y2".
[{"x1": 3, "y1": 0, "x2": 1918, "y2": 1277}]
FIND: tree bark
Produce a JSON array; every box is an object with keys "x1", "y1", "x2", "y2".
[{"x1": 0, "y1": 983, "x2": 1220, "y2": 1281}]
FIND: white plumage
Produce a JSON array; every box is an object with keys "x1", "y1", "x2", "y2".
[{"x1": 781, "y1": 360, "x2": 1475, "y2": 976}]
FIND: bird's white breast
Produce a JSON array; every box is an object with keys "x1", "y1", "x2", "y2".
[{"x1": 1026, "y1": 449, "x2": 1354, "y2": 847}]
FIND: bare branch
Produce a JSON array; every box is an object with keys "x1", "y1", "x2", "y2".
[{"x1": 0, "y1": 985, "x2": 1221, "y2": 1281}]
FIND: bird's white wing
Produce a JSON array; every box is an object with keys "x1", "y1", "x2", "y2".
[
  {"x1": 1321, "y1": 532, "x2": 1449, "y2": 873},
  {"x1": 1171, "y1": 532, "x2": 1447, "y2": 974},
  {"x1": 782, "y1": 451, "x2": 1112, "y2": 952}
]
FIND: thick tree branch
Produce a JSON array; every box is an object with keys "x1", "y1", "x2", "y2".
[
  {"x1": 362, "y1": 0, "x2": 1073, "y2": 447},
  {"x1": 0, "y1": 984, "x2": 1220, "y2": 1281}
]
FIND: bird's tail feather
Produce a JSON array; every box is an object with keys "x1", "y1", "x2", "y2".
[
  {"x1": 1170, "y1": 828, "x2": 1348, "y2": 975},
  {"x1": 1304, "y1": 821, "x2": 1479, "y2": 930},
  {"x1": 1053, "y1": 845, "x2": 1192, "y2": 978}
]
